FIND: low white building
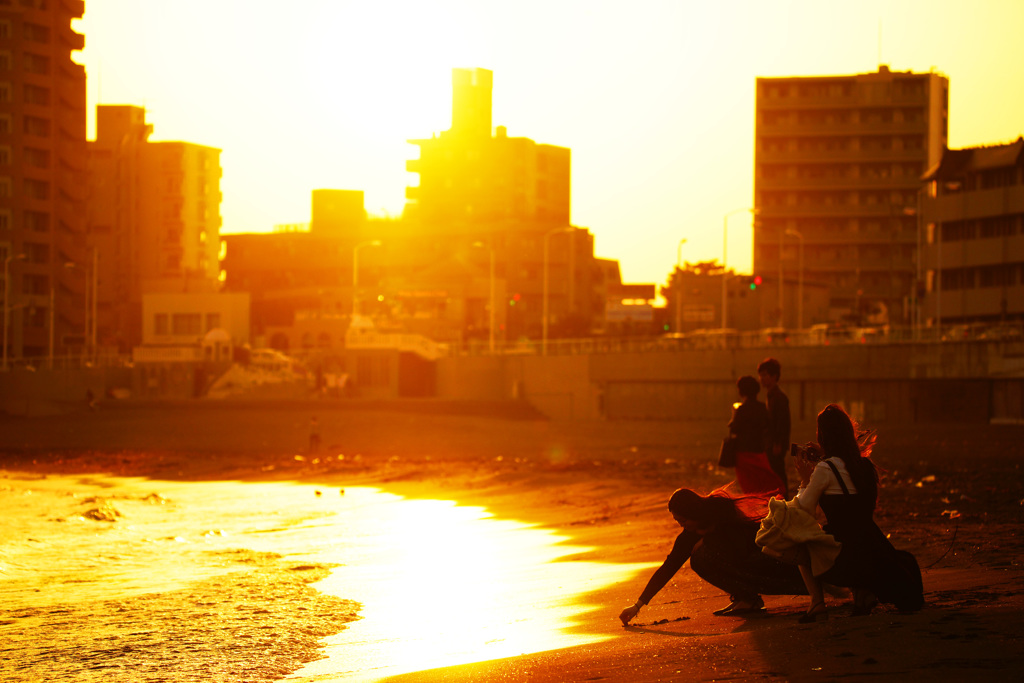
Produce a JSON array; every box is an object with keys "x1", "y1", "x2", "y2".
[{"x1": 134, "y1": 292, "x2": 250, "y2": 362}]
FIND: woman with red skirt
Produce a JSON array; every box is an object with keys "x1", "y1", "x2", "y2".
[{"x1": 726, "y1": 375, "x2": 785, "y2": 498}]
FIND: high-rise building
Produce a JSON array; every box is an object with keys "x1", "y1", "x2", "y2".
[
  {"x1": 921, "y1": 137, "x2": 1024, "y2": 326},
  {"x1": 88, "y1": 105, "x2": 222, "y2": 350},
  {"x1": 401, "y1": 68, "x2": 595, "y2": 340},
  {"x1": 406, "y1": 68, "x2": 570, "y2": 225},
  {"x1": 754, "y1": 66, "x2": 948, "y2": 327},
  {"x1": 0, "y1": 0, "x2": 86, "y2": 362}
]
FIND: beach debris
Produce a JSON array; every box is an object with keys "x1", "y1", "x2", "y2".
[
  {"x1": 921, "y1": 475, "x2": 936, "y2": 482},
  {"x1": 83, "y1": 500, "x2": 121, "y2": 522},
  {"x1": 294, "y1": 455, "x2": 306, "y2": 462},
  {"x1": 339, "y1": 489, "x2": 345, "y2": 496},
  {"x1": 202, "y1": 530, "x2": 225, "y2": 537},
  {"x1": 941, "y1": 510, "x2": 961, "y2": 519},
  {"x1": 142, "y1": 493, "x2": 167, "y2": 504},
  {"x1": 312, "y1": 458, "x2": 321, "y2": 465},
  {"x1": 314, "y1": 490, "x2": 323, "y2": 497}
]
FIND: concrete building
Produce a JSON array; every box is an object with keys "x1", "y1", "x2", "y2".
[
  {"x1": 754, "y1": 66, "x2": 949, "y2": 327},
  {"x1": 0, "y1": 0, "x2": 86, "y2": 362},
  {"x1": 403, "y1": 68, "x2": 599, "y2": 340},
  {"x1": 87, "y1": 105, "x2": 223, "y2": 350},
  {"x1": 921, "y1": 137, "x2": 1024, "y2": 326}
]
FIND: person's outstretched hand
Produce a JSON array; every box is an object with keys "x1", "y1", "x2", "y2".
[{"x1": 619, "y1": 604, "x2": 640, "y2": 626}]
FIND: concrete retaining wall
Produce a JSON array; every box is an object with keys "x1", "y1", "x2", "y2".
[{"x1": 437, "y1": 340, "x2": 1024, "y2": 423}]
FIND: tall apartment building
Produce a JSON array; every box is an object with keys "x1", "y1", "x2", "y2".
[
  {"x1": 921, "y1": 138, "x2": 1024, "y2": 326},
  {"x1": 754, "y1": 66, "x2": 948, "y2": 327},
  {"x1": 88, "y1": 105, "x2": 222, "y2": 350},
  {"x1": 0, "y1": 0, "x2": 86, "y2": 361},
  {"x1": 406, "y1": 68, "x2": 571, "y2": 225}
]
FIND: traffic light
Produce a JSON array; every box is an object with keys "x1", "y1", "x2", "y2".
[{"x1": 740, "y1": 275, "x2": 762, "y2": 291}]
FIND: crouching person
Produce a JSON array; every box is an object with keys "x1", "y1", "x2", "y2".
[{"x1": 619, "y1": 488, "x2": 806, "y2": 625}]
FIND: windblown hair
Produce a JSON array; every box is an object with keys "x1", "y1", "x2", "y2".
[
  {"x1": 668, "y1": 488, "x2": 766, "y2": 526},
  {"x1": 816, "y1": 403, "x2": 879, "y2": 507}
]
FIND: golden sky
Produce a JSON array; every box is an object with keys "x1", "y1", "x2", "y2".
[{"x1": 75, "y1": 0, "x2": 1024, "y2": 286}]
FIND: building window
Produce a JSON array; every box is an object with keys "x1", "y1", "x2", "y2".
[
  {"x1": 22, "y1": 22, "x2": 50, "y2": 43},
  {"x1": 25, "y1": 241, "x2": 48, "y2": 264},
  {"x1": 22, "y1": 53, "x2": 50, "y2": 75},
  {"x1": 0, "y1": 176, "x2": 10, "y2": 197},
  {"x1": 23, "y1": 115, "x2": 50, "y2": 137},
  {"x1": 23, "y1": 273, "x2": 48, "y2": 295},
  {"x1": 0, "y1": 114, "x2": 10, "y2": 133},
  {"x1": 979, "y1": 264, "x2": 1018, "y2": 288},
  {"x1": 154, "y1": 313, "x2": 168, "y2": 335},
  {"x1": 23, "y1": 178, "x2": 49, "y2": 200},
  {"x1": 0, "y1": 209, "x2": 10, "y2": 230},
  {"x1": 24, "y1": 210, "x2": 48, "y2": 232},
  {"x1": 0, "y1": 145, "x2": 8, "y2": 165},
  {"x1": 0, "y1": 82, "x2": 10, "y2": 103},
  {"x1": 171, "y1": 313, "x2": 201, "y2": 336},
  {"x1": 205, "y1": 313, "x2": 220, "y2": 331},
  {"x1": 23, "y1": 84, "x2": 48, "y2": 105},
  {"x1": 24, "y1": 147, "x2": 48, "y2": 168},
  {"x1": 941, "y1": 268, "x2": 975, "y2": 291}
]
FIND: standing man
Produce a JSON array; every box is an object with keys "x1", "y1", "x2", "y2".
[{"x1": 758, "y1": 357, "x2": 790, "y2": 498}]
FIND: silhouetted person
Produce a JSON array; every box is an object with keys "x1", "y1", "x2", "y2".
[
  {"x1": 309, "y1": 416, "x2": 321, "y2": 453},
  {"x1": 758, "y1": 357, "x2": 790, "y2": 497},
  {"x1": 726, "y1": 375, "x2": 783, "y2": 497},
  {"x1": 618, "y1": 488, "x2": 806, "y2": 624},
  {"x1": 761, "y1": 404, "x2": 924, "y2": 622}
]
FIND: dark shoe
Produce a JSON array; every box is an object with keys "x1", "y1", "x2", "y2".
[
  {"x1": 713, "y1": 596, "x2": 765, "y2": 617},
  {"x1": 798, "y1": 601, "x2": 828, "y2": 623},
  {"x1": 852, "y1": 590, "x2": 878, "y2": 616}
]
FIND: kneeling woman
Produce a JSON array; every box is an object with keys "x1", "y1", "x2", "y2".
[
  {"x1": 619, "y1": 488, "x2": 806, "y2": 625},
  {"x1": 786, "y1": 404, "x2": 924, "y2": 621}
]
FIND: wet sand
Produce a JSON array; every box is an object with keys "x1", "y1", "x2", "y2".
[{"x1": 3, "y1": 399, "x2": 1023, "y2": 681}]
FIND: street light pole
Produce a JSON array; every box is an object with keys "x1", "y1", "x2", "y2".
[
  {"x1": 352, "y1": 240, "x2": 382, "y2": 318},
  {"x1": 722, "y1": 208, "x2": 755, "y2": 330},
  {"x1": 785, "y1": 228, "x2": 804, "y2": 330},
  {"x1": 90, "y1": 246, "x2": 97, "y2": 359},
  {"x1": 3, "y1": 252, "x2": 26, "y2": 371},
  {"x1": 675, "y1": 238, "x2": 687, "y2": 333},
  {"x1": 543, "y1": 226, "x2": 574, "y2": 355},
  {"x1": 473, "y1": 241, "x2": 496, "y2": 353}
]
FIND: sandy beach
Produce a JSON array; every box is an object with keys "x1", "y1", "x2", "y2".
[{"x1": 2, "y1": 399, "x2": 1023, "y2": 681}]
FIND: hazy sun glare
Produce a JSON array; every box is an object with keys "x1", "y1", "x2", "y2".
[{"x1": 74, "y1": 0, "x2": 1024, "y2": 284}]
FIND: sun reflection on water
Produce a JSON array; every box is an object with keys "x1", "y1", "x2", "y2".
[
  {"x1": 292, "y1": 489, "x2": 648, "y2": 682},
  {"x1": 0, "y1": 474, "x2": 649, "y2": 682}
]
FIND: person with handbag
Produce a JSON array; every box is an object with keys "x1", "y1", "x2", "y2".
[
  {"x1": 723, "y1": 375, "x2": 784, "y2": 498},
  {"x1": 777, "y1": 404, "x2": 925, "y2": 622},
  {"x1": 618, "y1": 488, "x2": 806, "y2": 624}
]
